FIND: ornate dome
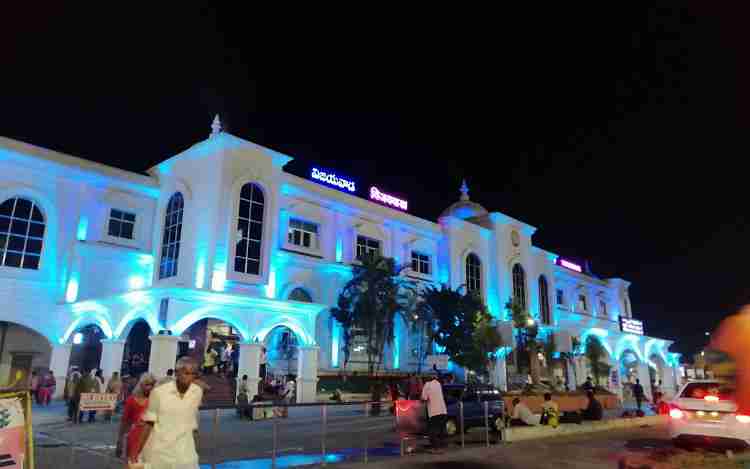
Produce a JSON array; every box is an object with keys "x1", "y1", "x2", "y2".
[{"x1": 440, "y1": 180, "x2": 489, "y2": 220}]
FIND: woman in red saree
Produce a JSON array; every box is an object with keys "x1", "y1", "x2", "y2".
[{"x1": 116, "y1": 373, "x2": 156, "y2": 462}]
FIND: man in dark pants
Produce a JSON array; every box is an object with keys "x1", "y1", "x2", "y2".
[
  {"x1": 421, "y1": 372, "x2": 447, "y2": 454},
  {"x1": 633, "y1": 379, "x2": 646, "y2": 411}
]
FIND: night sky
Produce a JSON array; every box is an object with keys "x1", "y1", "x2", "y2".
[{"x1": 2, "y1": 4, "x2": 748, "y2": 358}]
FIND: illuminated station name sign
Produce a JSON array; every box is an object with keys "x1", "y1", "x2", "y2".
[
  {"x1": 620, "y1": 316, "x2": 644, "y2": 335},
  {"x1": 557, "y1": 258, "x2": 582, "y2": 272},
  {"x1": 309, "y1": 167, "x2": 409, "y2": 211},
  {"x1": 370, "y1": 186, "x2": 408, "y2": 211},
  {"x1": 311, "y1": 168, "x2": 356, "y2": 193}
]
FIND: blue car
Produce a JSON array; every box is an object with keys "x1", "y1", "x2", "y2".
[{"x1": 395, "y1": 384, "x2": 505, "y2": 436}]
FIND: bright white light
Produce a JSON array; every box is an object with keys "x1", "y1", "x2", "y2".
[
  {"x1": 211, "y1": 270, "x2": 226, "y2": 292},
  {"x1": 73, "y1": 333, "x2": 83, "y2": 345},
  {"x1": 526, "y1": 318, "x2": 535, "y2": 326},
  {"x1": 128, "y1": 276, "x2": 145, "y2": 290},
  {"x1": 65, "y1": 279, "x2": 79, "y2": 303}
]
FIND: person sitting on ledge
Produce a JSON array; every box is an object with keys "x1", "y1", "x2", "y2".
[
  {"x1": 510, "y1": 398, "x2": 539, "y2": 426},
  {"x1": 581, "y1": 390, "x2": 603, "y2": 421}
]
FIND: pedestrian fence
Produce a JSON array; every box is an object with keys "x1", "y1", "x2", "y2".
[{"x1": 33, "y1": 400, "x2": 506, "y2": 469}]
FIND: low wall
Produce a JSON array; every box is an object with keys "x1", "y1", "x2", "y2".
[
  {"x1": 505, "y1": 415, "x2": 666, "y2": 442},
  {"x1": 503, "y1": 394, "x2": 621, "y2": 413}
]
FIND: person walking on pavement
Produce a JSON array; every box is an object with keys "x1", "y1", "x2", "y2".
[
  {"x1": 132, "y1": 356, "x2": 204, "y2": 469},
  {"x1": 105, "y1": 371, "x2": 123, "y2": 421},
  {"x1": 76, "y1": 369, "x2": 98, "y2": 423},
  {"x1": 633, "y1": 378, "x2": 646, "y2": 411},
  {"x1": 421, "y1": 372, "x2": 447, "y2": 454},
  {"x1": 582, "y1": 376, "x2": 594, "y2": 392},
  {"x1": 116, "y1": 373, "x2": 156, "y2": 462},
  {"x1": 407, "y1": 373, "x2": 423, "y2": 400}
]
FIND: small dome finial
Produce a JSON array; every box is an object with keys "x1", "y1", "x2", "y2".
[
  {"x1": 460, "y1": 179, "x2": 470, "y2": 201},
  {"x1": 211, "y1": 114, "x2": 222, "y2": 136}
]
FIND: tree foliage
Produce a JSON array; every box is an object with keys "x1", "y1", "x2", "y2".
[
  {"x1": 585, "y1": 335, "x2": 610, "y2": 385},
  {"x1": 331, "y1": 254, "x2": 408, "y2": 373},
  {"x1": 418, "y1": 285, "x2": 503, "y2": 377}
]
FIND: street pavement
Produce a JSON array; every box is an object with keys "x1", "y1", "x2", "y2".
[{"x1": 30, "y1": 402, "x2": 746, "y2": 469}]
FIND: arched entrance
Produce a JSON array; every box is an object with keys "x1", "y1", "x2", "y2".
[
  {"x1": 264, "y1": 326, "x2": 301, "y2": 378},
  {"x1": 619, "y1": 349, "x2": 641, "y2": 404},
  {"x1": 180, "y1": 318, "x2": 242, "y2": 376},
  {"x1": 69, "y1": 324, "x2": 105, "y2": 373},
  {"x1": 0, "y1": 321, "x2": 51, "y2": 388},
  {"x1": 122, "y1": 320, "x2": 152, "y2": 377}
]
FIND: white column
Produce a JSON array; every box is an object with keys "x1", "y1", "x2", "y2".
[
  {"x1": 100, "y1": 340, "x2": 126, "y2": 382},
  {"x1": 564, "y1": 359, "x2": 577, "y2": 391},
  {"x1": 491, "y1": 355, "x2": 507, "y2": 391},
  {"x1": 148, "y1": 335, "x2": 180, "y2": 378},
  {"x1": 49, "y1": 344, "x2": 72, "y2": 399},
  {"x1": 296, "y1": 346, "x2": 319, "y2": 403},
  {"x1": 636, "y1": 362, "x2": 653, "y2": 399},
  {"x1": 238, "y1": 343, "x2": 262, "y2": 398}
]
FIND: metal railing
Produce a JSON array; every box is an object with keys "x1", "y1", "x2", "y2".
[{"x1": 33, "y1": 399, "x2": 505, "y2": 469}]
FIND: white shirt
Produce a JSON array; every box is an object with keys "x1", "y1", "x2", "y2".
[
  {"x1": 511, "y1": 402, "x2": 540, "y2": 425},
  {"x1": 142, "y1": 381, "x2": 203, "y2": 469},
  {"x1": 420, "y1": 379, "x2": 447, "y2": 417}
]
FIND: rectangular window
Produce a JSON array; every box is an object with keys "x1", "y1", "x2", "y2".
[
  {"x1": 410, "y1": 251, "x2": 431, "y2": 275},
  {"x1": 108, "y1": 209, "x2": 136, "y2": 240},
  {"x1": 356, "y1": 235, "x2": 380, "y2": 260},
  {"x1": 556, "y1": 289, "x2": 565, "y2": 305},
  {"x1": 578, "y1": 294, "x2": 587, "y2": 312},
  {"x1": 287, "y1": 218, "x2": 319, "y2": 250},
  {"x1": 599, "y1": 300, "x2": 607, "y2": 316}
]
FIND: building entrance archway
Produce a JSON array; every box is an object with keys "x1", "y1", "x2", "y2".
[
  {"x1": 0, "y1": 320, "x2": 52, "y2": 388},
  {"x1": 263, "y1": 325, "x2": 301, "y2": 379},
  {"x1": 69, "y1": 324, "x2": 105, "y2": 374},
  {"x1": 122, "y1": 320, "x2": 152, "y2": 377}
]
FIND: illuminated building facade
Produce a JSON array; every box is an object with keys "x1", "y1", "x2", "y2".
[{"x1": 0, "y1": 118, "x2": 680, "y2": 401}]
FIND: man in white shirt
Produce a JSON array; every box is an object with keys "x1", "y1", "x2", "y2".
[
  {"x1": 132, "y1": 356, "x2": 204, "y2": 468},
  {"x1": 510, "y1": 398, "x2": 540, "y2": 426},
  {"x1": 420, "y1": 373, "x2": 447, "y2": 454}
]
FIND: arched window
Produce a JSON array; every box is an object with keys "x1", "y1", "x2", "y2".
[
  {"x1": 466, "y1": 253, "x2": 481, "y2": 293},
  {"x1": 0, "y1": 197, "x2": 45, "y2": 270},
  {"x1": 539, "y1": 275, "x2": 550, "y2": 324},
  {"x1": 234, "y1": 183, "x2": 264, "y2": 276},
  {"x1": 159, "y1": 192, "x2": 184, "y2": 279},
  {"x1": 288, "y1": 287, "x2": 312, "y2": 303},
  {"x1": 512, "y1": 263, "x2": 526, "y2": 310},
  {"x1": 0, "y1": 197, "x2": 44, "y2": 270}
]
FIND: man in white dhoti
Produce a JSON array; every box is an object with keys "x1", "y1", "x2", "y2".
[{"x1": 131, "y1": 356, "x2": 203, "y2": 469}]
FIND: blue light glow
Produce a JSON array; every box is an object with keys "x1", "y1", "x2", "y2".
[
  {"x1": 615, "y1": 334, "x2": 644, "y2": 362},
  {"x1": 76, "y1": 216, "x2": 88, "y2": 241},
  {"x1": 195, "y1": 263, "x2": 206, "y2": 289},
  {"x1": 393, "y1": 317, "x2": 402, "y2": 369},
  {"x1": 331, "y1": 320, "x2": 340, "y2": 367},
  {"x1": 335, "y1": 238, "x2": 343, "y2": 263},
  {"x1": 266, "y1": 268, "x2": 276, "y2": 299}
]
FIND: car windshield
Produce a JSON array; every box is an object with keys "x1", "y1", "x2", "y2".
[{"x1": 679, "y1": 382, "x2": 735, "y2": 400}]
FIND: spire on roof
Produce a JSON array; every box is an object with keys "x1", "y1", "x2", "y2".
[
  {"x1": 459, "y1": 179, "x2": 470, "y2": 201},
  {"x1": 210, "y1": 114, "x2": 222, "y2": 137}
]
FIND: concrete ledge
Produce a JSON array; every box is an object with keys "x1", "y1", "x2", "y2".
[{"x1": 504, "y1": 415, "x2": 667, "y2": 442}]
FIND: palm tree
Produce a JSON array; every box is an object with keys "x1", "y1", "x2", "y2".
[
  {"x1": 331, "y1": 254, "x2": 404, "y2": 374},
  {"x1": 505, "y1": 297, "x2": 542, "y2": 385}
]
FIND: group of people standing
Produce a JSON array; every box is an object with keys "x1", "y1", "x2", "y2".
[
  {"x1": 202, "y1": 340, "x2": 239, "y2": 377},
  {"x1": 29, "y1": 370, "x2": 56, "y2": 406}
]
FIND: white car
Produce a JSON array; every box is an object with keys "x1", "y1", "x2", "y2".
[{"x1": 669, "y1": 380, "x2": 750, "y2": 448}]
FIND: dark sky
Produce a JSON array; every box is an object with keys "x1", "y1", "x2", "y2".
[{"x1": 2, "y1": 4, "x2": 748, "y2": 357}]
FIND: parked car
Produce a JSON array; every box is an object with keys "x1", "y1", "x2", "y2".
[
  {"x1": 394, "y1": 383, "x2": 505, "y2": 436},
  {"x1": 669, "y1": 380, "x2": 749, "y2": 448}
]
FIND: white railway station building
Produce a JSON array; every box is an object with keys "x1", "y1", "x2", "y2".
[{"x1": 0, "y1": 118, "x2": 681, "y2": 402}]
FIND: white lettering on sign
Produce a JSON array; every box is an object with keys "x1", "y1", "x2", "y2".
[
  {"x1": 311, "y1": 168, "x2": 356, "y2": 192},
  {"x1": 559, "y1": 259, "x2": 582, "y2": 272},
  {"x1": 620, "y1": 316, "x2": 644, "y2": 335},
  {"x1": 369, "y1": 186, "x2": 408, "y2": 211}
]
